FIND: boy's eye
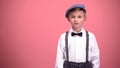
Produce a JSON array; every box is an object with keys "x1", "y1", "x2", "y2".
[
  {"x1": 78, "y1": 16, "x2": 82, "y2": 18},
  {"x1": 71, "y1": 16, "x2": 75, "y2": 18},
  {"x1": 70, "y1": 16, "x2": 82, "y2": 18}
]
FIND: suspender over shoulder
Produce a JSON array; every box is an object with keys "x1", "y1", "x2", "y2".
[{"x1": 65, "y1": 31, "x2": 69, "y2": 61}]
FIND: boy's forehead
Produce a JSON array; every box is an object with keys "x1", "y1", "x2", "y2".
[{"x1": 69, "y1": 10, "x2": 85, "y2": 15}]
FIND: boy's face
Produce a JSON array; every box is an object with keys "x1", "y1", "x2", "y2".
[{"x1": 68, "y1": 10, "x2": 86, "y2": 30}]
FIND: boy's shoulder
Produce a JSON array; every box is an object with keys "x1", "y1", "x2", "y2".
[
  {"x1": 59, "y1": 31, "x2": 69, "y2": 40},
  {"x1": 88, "y1": 31, "x2": 96, "y2": 39},
  {"x1": 59, "y1": 31, "x2": 67, "y2": 38}
]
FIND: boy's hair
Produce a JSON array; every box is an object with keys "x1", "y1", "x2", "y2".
[
  {"x1": 67, "y1": 7, "x2": 86, "y2": 17},
  {"x1": 65, "y1": 4, "x2": 86, "y2": 18}
]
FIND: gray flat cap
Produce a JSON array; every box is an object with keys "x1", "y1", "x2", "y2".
[{"x1": 65, "y1": 4, "x2": 86, "y2": 18}]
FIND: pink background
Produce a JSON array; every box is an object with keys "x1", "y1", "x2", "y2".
[{"x1": 0, "y1": 0, "x2": 120, "y2": 68}]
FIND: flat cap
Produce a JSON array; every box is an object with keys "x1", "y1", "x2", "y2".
[{"x1": 65, "y1": 4, "x2": 86, "y2": 18}]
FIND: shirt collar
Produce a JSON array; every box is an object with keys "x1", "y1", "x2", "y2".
[{"x1": 69, "y1": 27, "x2": 85, "y2": 33}]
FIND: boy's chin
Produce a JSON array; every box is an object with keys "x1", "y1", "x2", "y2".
[{"x1": 72, "y1": 26, "x2": 81, "y2": 29}]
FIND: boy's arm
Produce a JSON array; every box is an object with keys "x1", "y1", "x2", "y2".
[
  {"x1": 90, "y1": 35, "x2": 100, "y2": 68},
  {"x1": 55, "y1": 35, "x2": 65, "y2": 68}
]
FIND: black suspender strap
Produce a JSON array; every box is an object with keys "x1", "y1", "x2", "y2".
[
  {"x1": 65, "y1": 31, "x2": 89, "y2": 62},
  {"x1": 86, "y1": 31, "x2": 89, "y2": 62},
  {"x1": 65, "y1": 31, "x2": 69, "y2": 61}
]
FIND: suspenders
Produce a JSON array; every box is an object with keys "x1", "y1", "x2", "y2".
[
  {"x1": 65, "y1": 31, "x2": 69, "y2": 61},
  {"x1": 65, "y1": 31, "x2": 89, "y2": 62}
]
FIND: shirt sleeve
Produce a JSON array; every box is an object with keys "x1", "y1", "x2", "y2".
[
  {"x1": 90, "y1": 34, "x2": 100, "y2": 68},
  {"x1": 55, "y1": 34, "x2": 65, "y2": 68}
]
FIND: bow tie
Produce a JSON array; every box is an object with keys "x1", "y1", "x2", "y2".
[{"x1": 71, "y1": 32, "x2": 82, "y2": 37}]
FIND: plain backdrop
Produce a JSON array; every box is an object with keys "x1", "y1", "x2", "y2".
[{"x1": 0, "y1": 0, "x2": 120, "y2": 68}]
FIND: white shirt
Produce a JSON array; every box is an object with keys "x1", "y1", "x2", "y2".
[{"x1": 55, "y1": 28, "x2": 100, "y2": 68}]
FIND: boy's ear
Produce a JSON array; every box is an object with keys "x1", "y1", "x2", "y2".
[
  {"x1": 84, "y1": 15, "x2": 87, "y2": 21},
  {"x1": 67, "y1": 17, "x2": 70, "y2": 21}
]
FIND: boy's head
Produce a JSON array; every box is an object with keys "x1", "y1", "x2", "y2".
[{"x1": 65, "y1": 4, "x2": 87, "y2": 32}]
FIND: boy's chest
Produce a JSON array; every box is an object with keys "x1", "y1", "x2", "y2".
[{"x1": 68, "y1": 36, "x2": 86, "y2": 51}]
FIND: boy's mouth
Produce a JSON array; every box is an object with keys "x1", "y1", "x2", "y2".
[{"x1": 73, "y1": 23, "x2": 79, "y2": 25}]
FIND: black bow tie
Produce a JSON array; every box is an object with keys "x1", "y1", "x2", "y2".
[{"x1": 71, "y1": 32, "x2": 82, "y2": 37}]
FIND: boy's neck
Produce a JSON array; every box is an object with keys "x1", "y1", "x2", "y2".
[{"x1": 72, "y1": 27, "x2": 82, "y2": 32}]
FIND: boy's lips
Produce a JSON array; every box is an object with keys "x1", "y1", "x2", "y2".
[{"x1": 73, "y1": 23, "x2": 79, "y2": 25}]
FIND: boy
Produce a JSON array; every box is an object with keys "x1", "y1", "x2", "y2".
[{"x1": 55, "y1": 4, "x2": 100, "y2": 68}]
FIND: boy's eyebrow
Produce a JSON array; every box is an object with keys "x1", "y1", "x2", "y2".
[{"x1": 69, "y1": 13, "x2": 83, "y2": 15}]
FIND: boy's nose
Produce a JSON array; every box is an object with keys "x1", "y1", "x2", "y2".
[{"x1": 74, "y1": 17, "x2": 78, "y2": 22}]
